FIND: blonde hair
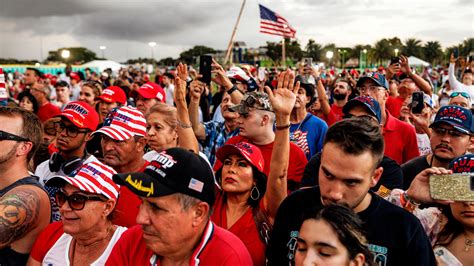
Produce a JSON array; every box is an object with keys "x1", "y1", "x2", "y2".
[{"x1": 146, "y1": 103, "x2": 178, "y2": 129}]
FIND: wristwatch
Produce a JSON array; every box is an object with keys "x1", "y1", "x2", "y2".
[{"x1": 227, "y1": 85, "x2": 239, "y2": 95}]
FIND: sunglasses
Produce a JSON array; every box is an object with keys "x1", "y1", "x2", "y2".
[
  {"x1": 56, "y1": 190, "x2": 105, "y2": 211},
  {"x1": 0, "y1": 130, "x2": 30, "y2": 142},
  {"x1": 450, "y1": 92, "x2": 471, "y2": 99},
  {"x1": 343, "y1": 114, "x2": 378, "y2": 121}
]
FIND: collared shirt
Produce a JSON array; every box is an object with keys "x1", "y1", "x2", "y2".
[
  {"x1": 106, "y1": 221, "x2": 252, "y2": 266},
  {"x1": 383, "y1": 111, "x2": 420, "y2": 165},
  {"x1": 202, "y1": 120, "x2": 239, "y2": 166}
]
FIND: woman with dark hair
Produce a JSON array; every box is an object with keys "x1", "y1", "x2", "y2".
[
  {"x1": 18, "y1": 91, "x2": 39, "y2": 113},
  {"x1": 212, "y1": 70, "x2": 298, "y2": 265},
  {"x1": 295, "y1": 204, "x2": 373, "y2": 266},
  {"x1": 28, "y1": 161, "x2": 127, "y2": 265}
]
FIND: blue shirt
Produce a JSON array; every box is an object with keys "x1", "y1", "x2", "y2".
[
  {"x1": 203, "y1": 121, "x2": 239, "y2": 165},
  {"x1": 290, "y1": 113, "x2": 328, "y2": 160}
]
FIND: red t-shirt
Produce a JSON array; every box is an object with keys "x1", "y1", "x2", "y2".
[
  {"x1": 386, "y1": 96, "x2": 405, "y2": 119},
  {"x1": 112, "y1": 161, "x2": 149, "y2": 227},
  {"x1": 323, "y1": 104, "x2": 344, "y2": 126},
  {"x1": 383, "y1": 111, "x2": 420, "y2": 165},
  {"x1": 214, "y1": 135, "x2": 308, "y2": 191},
  {"x1": 37, "y1": 102, "x2": 61, "y2": 122},
  {"x1": 30, "y1": 222, "x2": 64, "y2": 262},
  {"x1": 106, "y1": 222, "x2": 252, "y2": 266},
  {"x1": 212, "y1": 191, "x2": 266, "y2": 266}
]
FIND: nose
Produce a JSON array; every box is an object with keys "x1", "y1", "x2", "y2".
[
  {"x1": 136, "y1": 203, "x2": 150, "y2": 225},
  {"x1": 326, "y1": 182, "x2": 344, "y2": 202},
  {"x1": 101, "y1": 139, "x2": 115, "y2": 153},
  {"x1": 302, "y1": 249, "x2": 320, "y2": 266}
]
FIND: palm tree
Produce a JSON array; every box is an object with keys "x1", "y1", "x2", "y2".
[
  {"x1": 423, "y1": 41, "x2": 443, "y2": 65},
  {"x1": 403, "y1": 38, "x2": 423, "y2": 57},
  {"x1": 373, "y1": 38, "x2": 392, "y2": 65},
  {"x1": 305, "y1": 39, "x2": 323, "y2": 61}
]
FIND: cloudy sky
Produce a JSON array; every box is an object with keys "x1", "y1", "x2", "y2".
[{"x1": 0, "y1": 0, "x2": 472, "y2": 63}]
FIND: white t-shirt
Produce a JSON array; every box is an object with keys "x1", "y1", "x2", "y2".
[
  {"x1": 165, "y1": 84, "x2": 175, "y2": 106},
  {"x1": 41, "y1": 226, "x2": 127, "y2": 266},
  {"x1": 416, "y1": 133, "x2": 432, "y2": 156}
]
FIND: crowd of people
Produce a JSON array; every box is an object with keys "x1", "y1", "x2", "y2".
[{"x1": 0, "y1": 52, "x2": 473, "y2": 266}]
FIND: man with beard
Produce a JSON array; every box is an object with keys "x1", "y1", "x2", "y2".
[
  {"x1": 290, "y1": 82, "x2": 327, "y2": 160},
  {"x1": 35, "y1": 101, "x2": 99, "y2": 221},
  {"x1": 0, "y1": 107, "x2": 50, "y2": 265},
  {"x1": 314, "y1": 72, "x2": 352, "y2": 126},
  {"x1": 267, "y1": 118, "x2": 435, "y2": 266},
  {"x1": 401, "y1": 105, "x2": 473, "y2": 189},
  {"x1": 93, "y1": 105, "x2": 148, "y2": 227}
]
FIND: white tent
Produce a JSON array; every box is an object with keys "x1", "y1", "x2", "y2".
[
  {"x1": 82, "y1": 60, "x2": 126, "y2": 72},
  {"x1": 408, "y1": 56, "x2": 430, "y2": 67}
]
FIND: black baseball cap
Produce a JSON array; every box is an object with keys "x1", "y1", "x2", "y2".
[{"x1": 113, "y1": 148, "x2": 216, "y2": 206}]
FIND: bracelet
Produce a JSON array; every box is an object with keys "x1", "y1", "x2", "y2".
[
  {"x1": 401, "y1": 191, "x2": 420, "y2": 212},
  {"x1": 275, "y1": 124, "x2": 291, "y2": 130},
  {"x1": 177, "y1": 120, "x2": 192, "y2": 129},
  {"x1": 227, "y1": 85, "x2": 239, "y2": 95}
]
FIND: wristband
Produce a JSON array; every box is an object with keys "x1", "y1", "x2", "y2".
[
  {"x1": 227, "y1": 85, "x2": 239, "y2": 95},
  {"x1": 315, "y1": 77, "x2": 321, "y2": 83},
  {"x1": 401, "y1": 191, "x2": 420, "y2": 212},
  {"x1": 177, "y1": 120, "x2": 192, "y2": 129},
  {"x1": 275, "y1": 124, "x2": 291, "y2": 130}
]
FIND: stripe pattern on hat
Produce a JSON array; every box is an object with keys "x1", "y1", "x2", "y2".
[
  {"x1": 60, "y1": 161, "x2": 120, "y2": 200},
  {"x1": 95, "y1": 106, "x2": 147, "y2": 141}
]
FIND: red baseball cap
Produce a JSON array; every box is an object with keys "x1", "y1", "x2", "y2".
[
  {"x1": 70, "y1": 72, "x2": 80, "y2": 81},
  {"x1": 216, "y1": 142, "x2": 264, "y2": 173},
  {"x1": 56, "y1": 101, "x2": 99, "y2": 131},
  {"x1": 96, "y1": 86, "x2": 126, "y2": 104},
  {"x1": 135, "y1": 82, "x2": 166, "y2": 103}
]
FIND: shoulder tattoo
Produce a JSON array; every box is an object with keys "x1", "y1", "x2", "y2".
[{"x1": 0, "y1": 189, "x2": 41, "y2": 245}]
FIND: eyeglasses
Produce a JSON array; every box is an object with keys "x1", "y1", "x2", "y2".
[
  {"x1": 56, "y1": 190, "x2": 104, "y2": 211},
  {"x1": 357, "y1": 86, "x2": 382, "y2": 93},
  {"x1": 0, "y1": 130, "x2": 30, "y2": 142},
  {"x1": 44, "y1": 126, "x2": 57, "y2": 136},
  {"x1": 432, "y1": 127, "x2": 469, "y2": 138},
  {"x1": 54, "y1": 121, "x2": 89, "y2": 138},
  {"x1": 450, "y1": 92, "x2": 471, "y2": 99}
]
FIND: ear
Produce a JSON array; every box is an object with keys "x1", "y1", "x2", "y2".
[
  {"x1": 469, "y1": 136, "x2": 474, "y2": 152},
  {"x1": 84, "y1": 132, "x2": 94, "y2": 142},
  {"x1": 103, "y1": 199, "x2": 116, "y2": 217},
  {"x1": 136, "y1": 137, "x2": 148, "y2": 152},
  {"x1": 191, "y1": 202, "x2": 210, "y2": 227},
  {"x1": 17, "y1": 141, "x2": 33, "y2": 157},
  {"x1": 349, "y1": 253, "x2": 366, "y2": 266},
  {"x1": 261, "y1": 114, "x2": 270, "y2": 126},
  {"x1": 370, "y1": 166, "x2": 383, "y2": 188}
]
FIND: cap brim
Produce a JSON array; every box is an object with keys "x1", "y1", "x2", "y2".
[
  {"x1": 93, "y1": 126, "x2": 133, "y2": 141},
  {"x1": 430, "y1": 121, "x2": 470, "y2": 134},
  {"x1": 45, "y1": 175, "x2": 70, "y2": 188},
  {"x1": 54, "y1": 113, "x2": 88, "y2": 129},
  {"x1": 135, "y1": 89, "x2": 155, "y2": 99},
  {"x1": 228, "y1": 104, "x2": 247, "y2": 114},
  {"x1": 216, "y1": 144, "x2": 262, "y2": 173},
  {"x1": 96, "y1": 95, "x2": 114, "y2": 103},
  {"x1": 343, "y1": 101, "x2": 377, "y2": 119},
  {"x1": 113, "y1": 171, "x2": 176, "y2": 198},
  {"x1": 356, "y1": 76, "x2": 387, "y2": 90}
]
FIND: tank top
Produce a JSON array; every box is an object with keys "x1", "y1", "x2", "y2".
[{"x1": 0, "y1": 176, "x2": 47, "y2": 266}]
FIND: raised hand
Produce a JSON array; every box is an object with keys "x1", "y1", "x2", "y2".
[
  {"x1": 189, "y1": 80, "x2": 204, "y2": 101},
  {"x1": 176, "y1": 62, "x2": 188, "y2": 81},
  {"x1": 399, "y1": 55, "x2": 411, "y2": 74},
  {"x1": 211, "y1": 59, "x2": 233, "y2": 89},
  {"x1": 265, "y1": 70, "x2": 297, "y2": 117}
]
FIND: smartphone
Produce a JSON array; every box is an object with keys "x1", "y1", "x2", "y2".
[
  {"x1": 390, "y1": 57, "x2": 400, "y2": 65},
  {"x1": 411, "y1": 91, "x2": 424, "y2": 114},
  {"x1": 199, "y1": 55, "x2": 212, "y2": 84},
  {"x1": 430, "y1": 174, "x2": 474, "y2": 201},
  {"x1": 258, "y1": 67, "x2": 266, "y2": 81},
  {"x1": 303, "y1": 58, "x2": 313, "y2": 69},
  {"x1": 453, "y1": 47, "x2": 459, "y2": 58}
]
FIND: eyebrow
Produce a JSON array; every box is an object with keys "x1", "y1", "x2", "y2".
[
  {"x1": 297, "y1": 237, "x2": 337, "y2": 249},
  {"x1": 321, "y1": 165, "x2": 363, "y2": 183}
]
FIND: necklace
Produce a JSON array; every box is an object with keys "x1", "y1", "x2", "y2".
[
  {"x1": 69, "y1": 225, "x2": 115, "y2": 265},
  {"x1": 464, "y1": 238, "x2": 474, "y2": 252}
]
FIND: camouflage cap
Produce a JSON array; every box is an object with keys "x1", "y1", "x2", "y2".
[{"x1": 229, "y1": 91, "x2": 273, "y2": 115}]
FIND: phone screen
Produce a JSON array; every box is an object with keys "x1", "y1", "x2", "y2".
[{"x1": 411, "y1": 92, "x2": 424, "y2": 114}]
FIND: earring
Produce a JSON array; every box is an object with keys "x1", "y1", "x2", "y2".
[{"x1": 250, "y1": 186, "x2": 260, "y2": 201}]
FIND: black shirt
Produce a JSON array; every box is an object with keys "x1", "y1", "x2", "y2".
[
  {"x1": 401, "y1": 155, "x2": 430, "y2": 190},
  {"x1": 266, "y1": 186, "x2": 436, "y2": 266},
  {"x1": 302, "y1": 152, "x2": 404, "y2": 191}
]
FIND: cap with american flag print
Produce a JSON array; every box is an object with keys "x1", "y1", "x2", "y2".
[
  {"x1": 46, "y1": 161, "x2": 120, "y2": 200},
  {"x1": 93, "y1": 106, "x2": 147, "y2": 141}
]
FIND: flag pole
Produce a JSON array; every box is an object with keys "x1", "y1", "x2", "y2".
[
  {"x1": 224, "y1": 0, "x2": 246, "y2": 65},
  {"x1": 282, "y1": 37, "x2": 286, "y2": 67}
]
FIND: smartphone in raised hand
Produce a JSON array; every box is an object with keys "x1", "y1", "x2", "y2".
[
  {"x1": 411, "y1": 92, "x2": 424, "y2": 114},
  {"x1": 199, "y1": 55, "x2": 212, "y2": 84}
]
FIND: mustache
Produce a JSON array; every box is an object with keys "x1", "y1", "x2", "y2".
[
  {"x1": 141, "y1": 225, "x2": 158, "y2": 236},
  {"x1": 435, "y1": 143, "x2": 453, "y2": 151}
]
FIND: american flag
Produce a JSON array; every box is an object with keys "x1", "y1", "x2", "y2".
[{"x1": 259, "y1": 4, "x2": 296, "y2": 38}]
